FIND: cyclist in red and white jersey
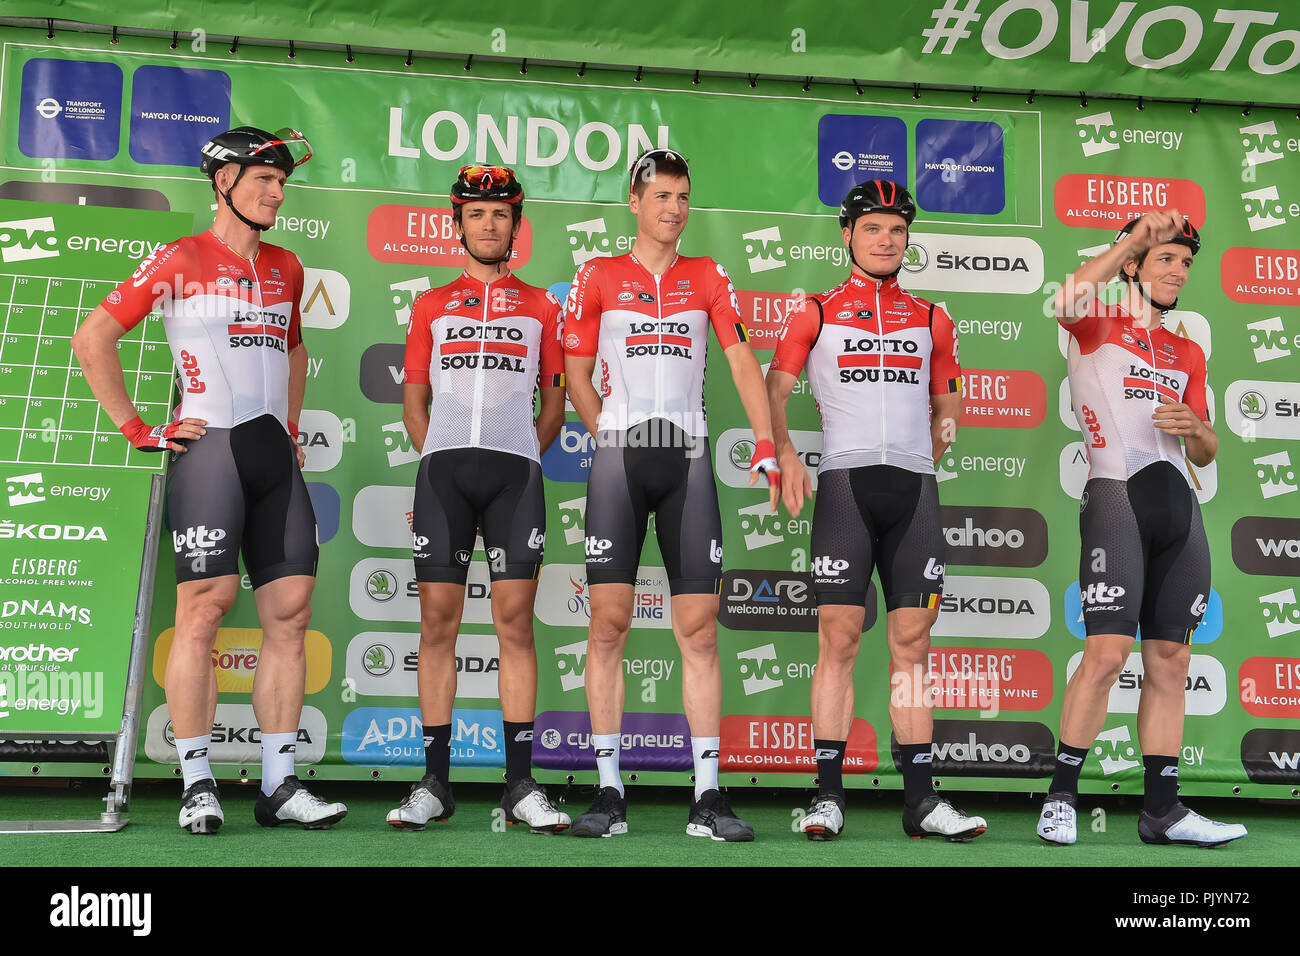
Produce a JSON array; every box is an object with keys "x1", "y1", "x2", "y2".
[
  {"x1": 768, "y1": 180, "x2": 985, "y2": 843},
  {"x1": 72, "y1": 126, "x2": 345, "y2": 833},
  {"x1": 389, "y1": 165, "x2": 570, "y2": 833},
  {"x1": 1038, "y1": 211, "x2": 1245, "y2": 848},
  {"x1": 563, "y1": 148, "x2": 779, "y2": 840}
]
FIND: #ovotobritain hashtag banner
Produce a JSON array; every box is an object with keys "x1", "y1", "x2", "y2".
[{"x1": 1, "y1": 28, "x2": 1297, "y2": 796}]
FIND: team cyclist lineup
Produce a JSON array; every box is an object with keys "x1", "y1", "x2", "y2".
[{"x1": 69, "y1": 126, "x2": 1245, "y2": 848}]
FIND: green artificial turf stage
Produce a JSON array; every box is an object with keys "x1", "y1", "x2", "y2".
[{"x1": 1, "y1": 779, "x2": 1294, "y2": 867}]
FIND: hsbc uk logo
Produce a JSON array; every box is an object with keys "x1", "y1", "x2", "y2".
[
  {"x1": 0, "y1": 216, "x2": 59, "y2": 264},
  {"x1": 1260, "y1": 588, "x2": 1300, "y2": 639},
  {"x1": 567, "y1": 218, "x2": 610, "y2": 267},
  {"x1": 1255, "y1": 451, "x2": 1297, "y2": 499},
  {"x1": 553, "y1": 639, "x2": 588, "y2": 692},
  {"x1": 737, "y1": 643, "x2": 784, "y2": 696},
  {"x1": 1094, "y1": 725, "x2": 1141, "y2": 775},
  {"x1": 1248, "y1": 316, "x2": 1295, "y2": 364},
  {"x1": 742, "y1": 226, "x2": 785, "y2": 274},
  {"x1": 737, "y1": 501, "x2": 783, "y2": 550}
]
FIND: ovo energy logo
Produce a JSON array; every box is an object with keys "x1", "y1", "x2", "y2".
[
  {"x1": 1094, "y1": 725, "x2": 1141, "y2": 776},
  {"x1": 0, "y1": 216, "x2": 58, "y2": 263},
  {"x1": 1076, "y1": 112, "x2": 1120, "y2": 157},
  {"x1": 742, "y1": 226, "x2": 785, "y2": 273},
  {"x1": 1247, "y1": 316, "x2": 1295, "y2": 364},
  {"x1": 1239, "y1": 120, "x2": 1294, "y2": 233},
  {"x1": 553, "y1": 639, "x2": 588, "y2": 692},
  {"x1": 1260, "y1": 588, "x2": 1300, "y2": 639},
  {"x1": 566, "y1": 218, "x2": 610, "y2": 267},
  {"x1": 1255, "y1": 451, "x2": 1297, "y2": 499},
  {"x1": 737, "y1": 643, "x2": 784, "y2": 696}
]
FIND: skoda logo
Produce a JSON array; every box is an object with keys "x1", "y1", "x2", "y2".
[
  {"x1": 729, "y1": 439, "x2": 754, "y2": 469},
  {"x1": 902, "y1": 243, "x2": 928, "y2": 272},
  {"x1": 362, "y1": 643, "x2": 394, "y2": 676},
  {"x1": 163, "y1": 720, "x2": 176, "y2": 745},
  {"x1": 366, "y1": 569, "x2": 398, "y2": 601},
  {"x1": 1239, "y1": 391, "x2": 1267, "y2": 420}
]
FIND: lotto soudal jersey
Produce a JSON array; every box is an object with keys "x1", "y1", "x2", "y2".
[
  {"x1": 770, "y1": 273, "x2": 962, "y2": 475},
  {"x1": 101, "y1": 231, "x2": 304, "y2": 430},
  {"x1": 562, "y1": 253, "x2": 748, "y2": 437},
  {"x1": 404, "y1": 272, "x2": 563, "y2": 461},
  {"x1": 1062, "y1": 300, "x2": 1208, "y2": 485}
]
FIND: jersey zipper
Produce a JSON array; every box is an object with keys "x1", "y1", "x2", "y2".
[
  {"x1": 246, "y1": 254, "x2": 269, "y2": 420},
  {"x1": 471, "y1": 275, "x2": 491, "y2": 447},
  {"x1": 1142, "y1": 323, "x2": 1169, "y2": 464},
  {"x1": 876, "y1": 281, "x2": 887, "y2": 465}
]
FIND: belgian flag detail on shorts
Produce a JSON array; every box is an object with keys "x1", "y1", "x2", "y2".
[{"x1": 919, "y1": 592, "x2": 941, "y2": 610}]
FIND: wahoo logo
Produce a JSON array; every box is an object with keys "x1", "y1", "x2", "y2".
[
  {"x1": 1094, "y1": 724, "x2": 1141, "y2": 775},
  {"x1": 737, "y1": 501, "x2": 783, "y2": 550},
  {"x1": 554, "y1": 639, "x2": 589, "y2": 692},
  {"x1": 391, "y1": 276, "x2": 432, "y2": 327},
  {"x1": 1242, "y1": 185, "x2": 1287, "y2": 231},
  {"x1": 528, "y1": 527, "x2": 545, "y2": 550},
  {"x1": 1272, "y1": 751, "x2": 1300, "y2": 771},
  {"x1": 6, "y1": 472, "x2": 44, "y2": 507},
  {"x1": 742, "y1": 226, "x2": 785, "y2": 273},
  {"x1": 1240, "y1": 120, "x2": 1285, "y2": 168},
  {"x1": 557, "y1": 496, "x2": 587, "y2": 546},
  {"x1": 1248, "y1": 316, "x2": 1293, "y2": 363},
  {"x1": 0, "y1": 216, "x2": 59, "y2": 263},
  {"x1": 737, "y1": 643, "x2": 784, "y2": 696},
  {"x1": 566, "y1": 218, "x2": 610, "y2": 266},
  {"x1": 1076, "y1": 112, "x2": 1120, "y2": 157},
  {"x1": 1259, "y1": 588, "x2": 1300, "y2": 639},
  {"x1": 1255, "y1": 451, "x2": 1297, "y2": 498}
]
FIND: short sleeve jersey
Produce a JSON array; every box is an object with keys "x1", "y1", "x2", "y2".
[
  {"x1": 561, "y1": 253, "x2": 748, "y2": 437},
  {"x1": 1061, "y1": 299, "x2": 1208, "y2": 485},
  {"x1": 100, "y1": 231, "x2": 304, "y2": 430},
  {"x1": 404, "y1": 272, "x2": 563, "y2": 462},
  {"x1": 771, "y1": 273, "x2": 962, "y2": 475}
]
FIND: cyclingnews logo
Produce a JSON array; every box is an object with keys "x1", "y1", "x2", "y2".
[{"x1": 1074, "y1": 111, "x2": 1183, "y2": 158}]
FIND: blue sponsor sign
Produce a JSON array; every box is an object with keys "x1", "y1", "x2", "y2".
[
  {"x1": 342, "y1": 707, "x2": 504, "y2": 767},
  {"x1": 817, "y1": 114, "x2": 907, "y2": 208},
  {"x1": 306, "y1": 481, "x2": 340, "y2": 545},
  {"x1": 914, "y1": 119, "x2": 1006, "y2": 215},
  {"x1": 541, "y1": 422, "x2": 596, "y2": 482},
  {"x1": 19, "y1": 58, "x2": 122, "y2": 160},
  {"x1": 1063, "y1": 582, "x2": 1222, "y2": 643},
  {"x1": 128, "y1": 66, "x2": 231, "y2": 166}
]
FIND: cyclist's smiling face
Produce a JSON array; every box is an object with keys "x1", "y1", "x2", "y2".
[
  {"x1": 1131, "y1": 242, "x2": 1193, "y2": 305},
  {"x1": 845, "y1": 213, "x2": 909, "y2": 276},
  {"x1": 630, "y1": 173, "x2": 690, "y2": 245},
  {"x1": 457, "y1": 201, "x2": 518, "y2": 260},
  {"x1": 227, "y1": 166, "x2": 287, "y2": 227}
]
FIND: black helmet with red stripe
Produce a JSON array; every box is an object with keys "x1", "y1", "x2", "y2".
[
  {"x1": 839, "y1": 179, "x2": 917, "y2": 229},
  {"x1": 1114, "y1": 215, "x2": 1200, "y2": 255}
]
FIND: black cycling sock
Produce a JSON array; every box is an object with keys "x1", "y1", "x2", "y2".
[
  {"x1": 503, "y1": 720, "x2": 534, "y2": 785},
  {"x1": 1143, "y1": 755, "x2": 1180, "y2": 816},
  {"x1": 1050, "y1": 742, "x2": 1090, "y2": 796},
  {"x1": 423, "y1": 723, "x2": 452, "y2": 784},
  {"x1": 814, "y1": 738, "x2": 847, "y2": 796},
  {"x1": 899, "y1": 742, "x2": 936, "y2": 807}
]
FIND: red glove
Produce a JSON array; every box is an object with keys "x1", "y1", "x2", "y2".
[
  {"x1": 750, "y1": 438, "x2": 781, "y2": 491},
  {"x1": 287, "y1": 419, "x2": 300, "y2": 441},
  {"x1": 120, "y1": 415, "x2": 184, "y2": 452}
]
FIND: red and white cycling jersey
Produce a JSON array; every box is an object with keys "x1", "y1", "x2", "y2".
[
  {"x1": 1062, "y1": 300, "x2": 1208, "y2": 484},
  {"x1": 771, "y1": 273, "x2": 962, "y2": 475},
  {"x1": 404, "y1": 273, "x2": 563, "y2": 461},
  {"x1": 101, "y1": 231, "x2": 304, "y2": 430},
  {"x1": 562, "y1": 253, "x2": 748, "y2": 437}
]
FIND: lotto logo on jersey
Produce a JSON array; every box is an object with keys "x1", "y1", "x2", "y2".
[
  {"x1": 1253, "y1": 452, "x2": 1294, "y2": 502},
  {"x1": 1260, "y1": 588, "x2": 1300, "y2": 639},
  {"x1": 1248, "y1": 316, "x2": 1295, "y2": 364},
  {"x1": 0, "y1": 216, "x2": 59, "y2": 263},
  {"x1": 741, "y1": 226, "x2": 785, "y2": 273},
  {"x1": 566, "y1": 218, "x2": 611, "y2": 267},
  {"x1": 736, "y1": 643, "x2": 784, "y2": 696}
]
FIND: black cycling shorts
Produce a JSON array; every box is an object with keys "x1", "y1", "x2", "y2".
[
  {"x1": 1078, "y1": 461, "x2": 1209, "y2": 643},
  {"x1": 412, "y1": 447, "x2": 545, "y2": 585},
  {"x1": 583, "y1": 419, "x2": 722, "y2": 595},
  {"x1": 168, "y1": 414, "x2": 319, "y2": 588},
  {"x1": 810, "y1": 464, "x2": 945, "y2": 610}
]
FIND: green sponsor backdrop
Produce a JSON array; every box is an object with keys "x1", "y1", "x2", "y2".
[
  {"x1": 1, "y1": 31, "x2": 1297, "y2": 797},
  {"x1": 12, "y1": 1, "x2": 1300, "y2": 103},
  {"x1": 0, "y1": 199, "x2": 190, "y2": 737}
]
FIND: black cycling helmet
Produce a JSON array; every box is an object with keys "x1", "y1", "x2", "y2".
[
  {"x1": 451, "y1": 164, "x2": 524, "y2": 207},
  {"x1": 1114, "y1": 215, "x2": 1201, "y2": 256},
  {"x1": 1114, "y1": 215, "x2": 1201, "y2": 313},
  {"x1": 839, "y1": 179, "x2": 917, "y2": 230},
  {"x1": 451, "y1": 165, "x2": 523, "y2": 269},
  {"x1": 200, "y1": 126, "x2": 311, "y2": 232},
  {"x1": 629, "y1": 148, "x2": 690, "y2": 195}
]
